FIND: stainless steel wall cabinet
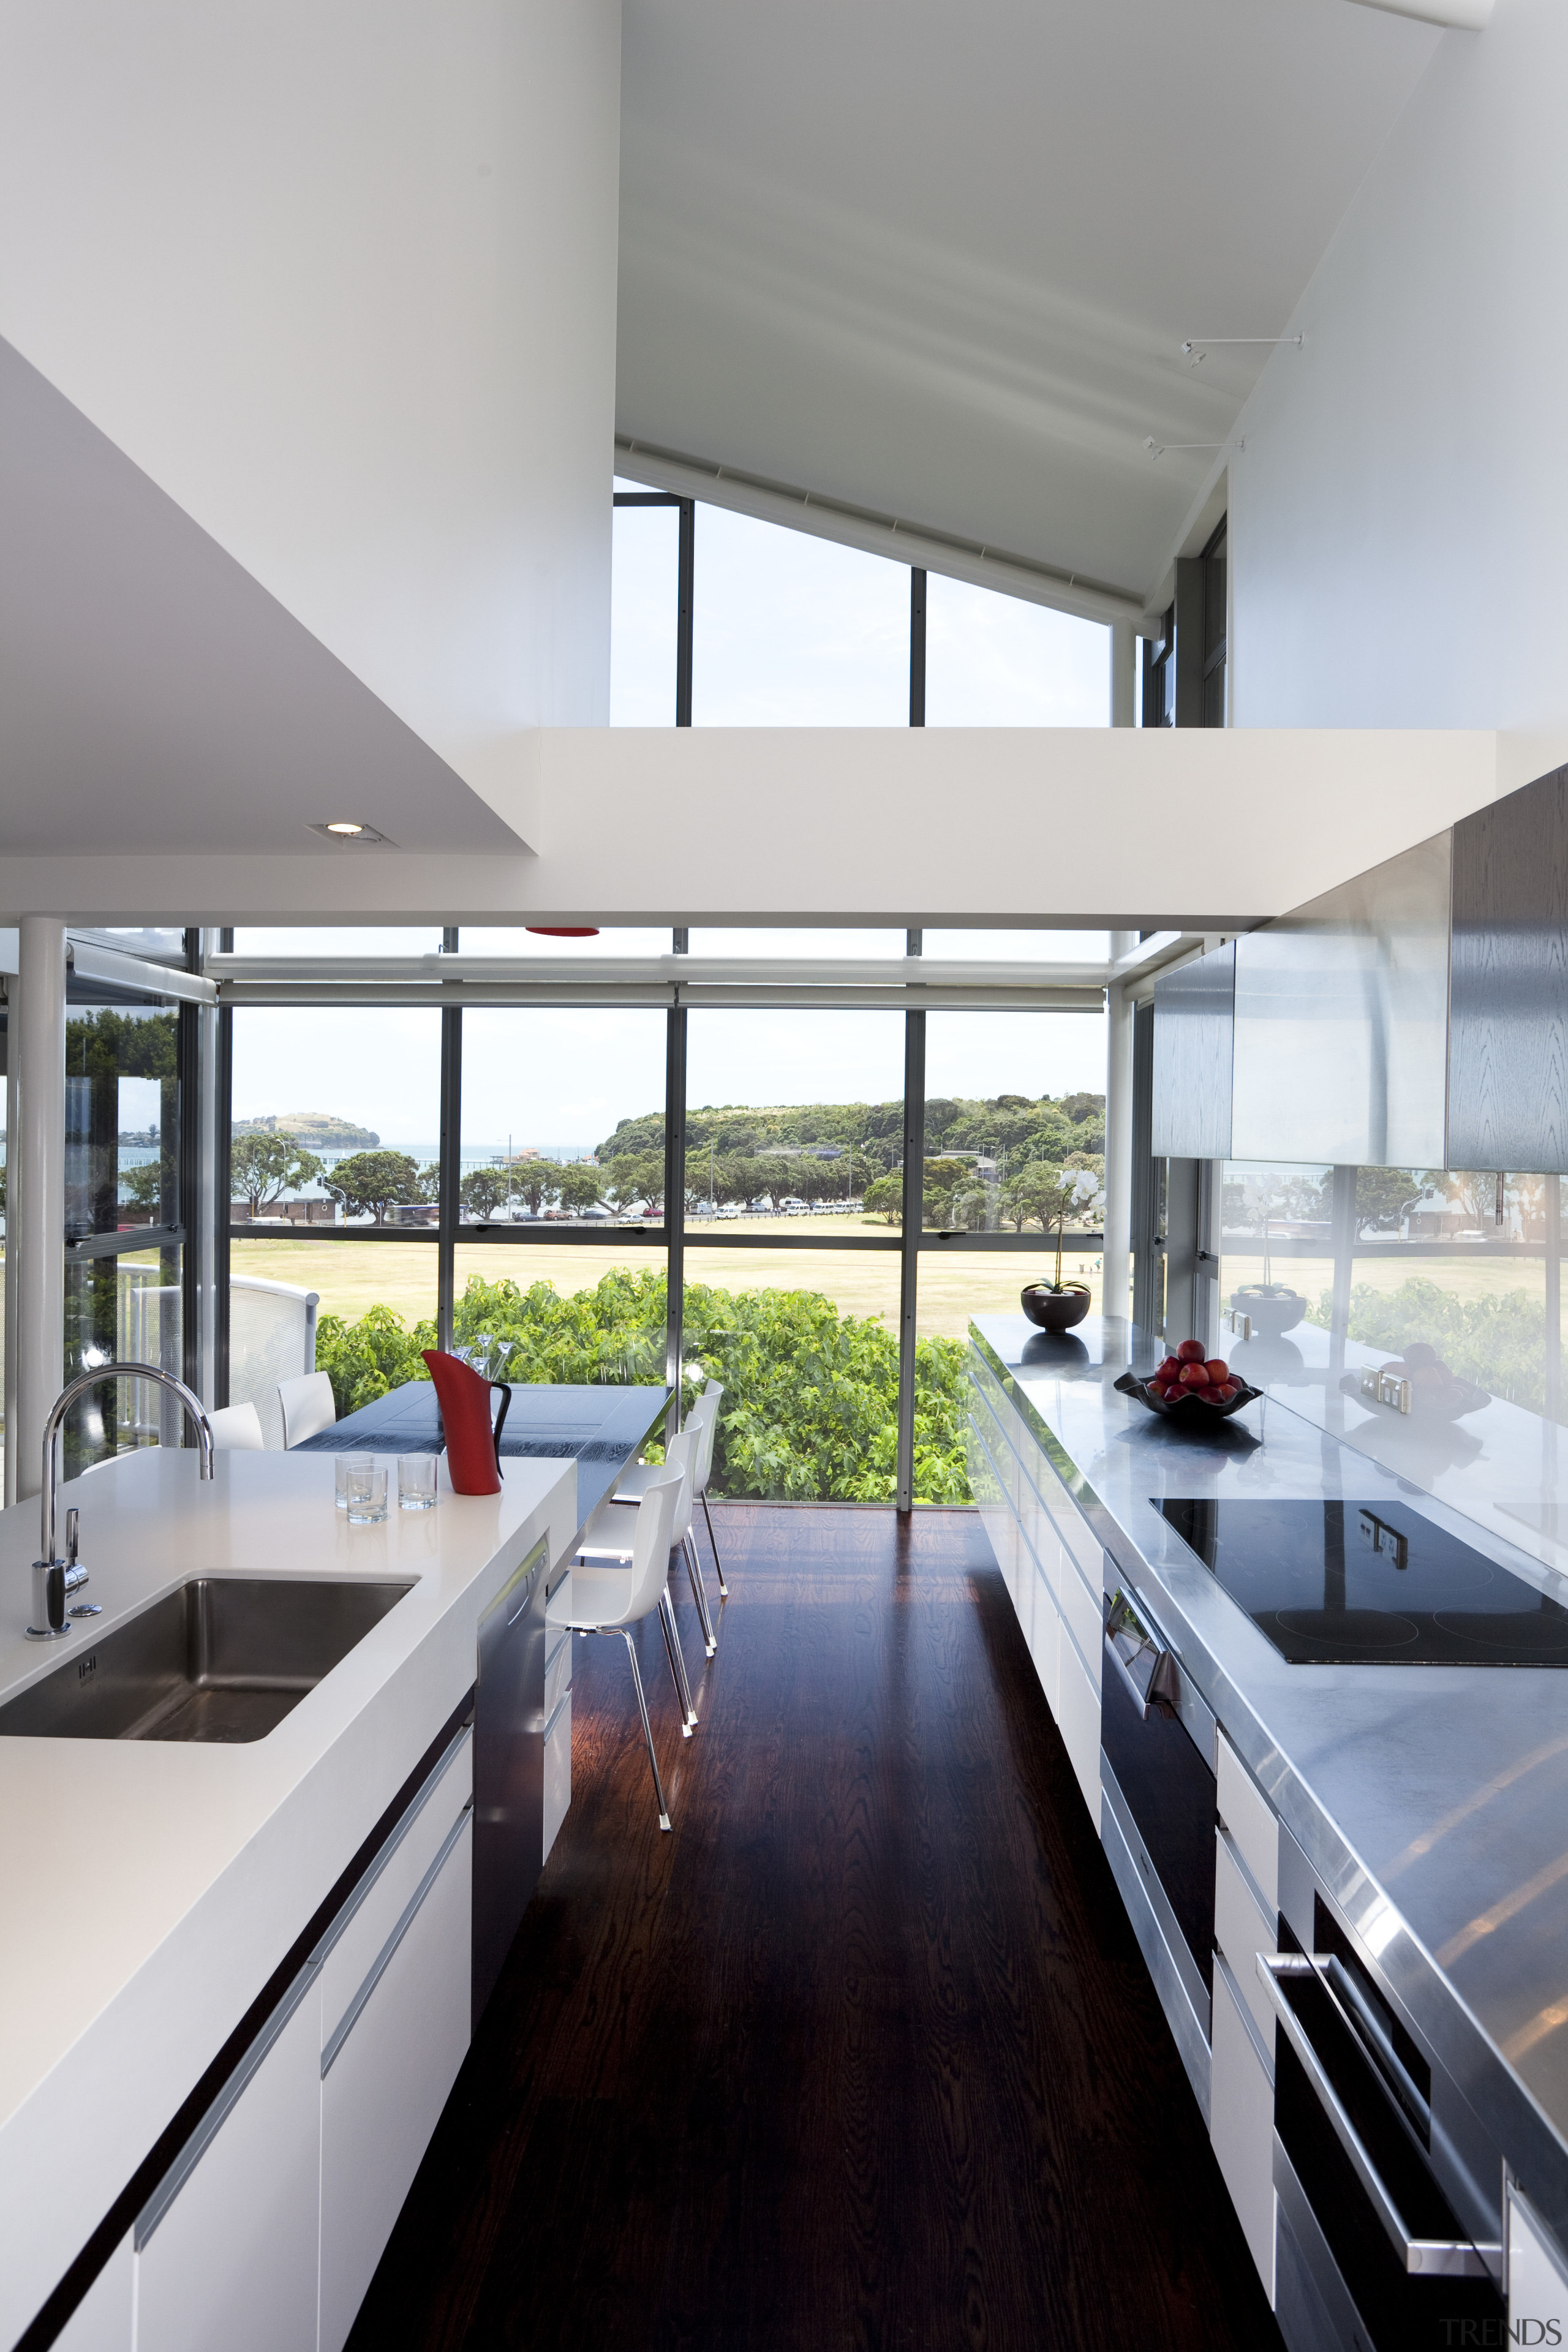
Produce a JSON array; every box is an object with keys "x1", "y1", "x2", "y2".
[
  {"x1": 1449, "y1": 768, "x2": 1568, "y2": 1172},
  {"x1": 1152, "y1": 764, "x2": 1568, "y2": 1175}
]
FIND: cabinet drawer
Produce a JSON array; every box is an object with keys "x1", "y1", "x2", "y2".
[
  {"x1": 136, "y1": 1977, "x2": 320, "y2": 2352},
  {"x1": 543, "y1": 1693, "x2": 572, "y2": 1863},
  {"x1": 1216, "y1": 1732, "x2": 1278, "y2": 1911},
  {"x1": 1028, "y1": 1576, "x2": 1060, "y2": 1717},
  {"x1": 1057, "y1": 1624, "x2": 1101, "y2": 1828},
  {"x1": 1214, "y1": 1829, "x2": 1276, "y2": 2056},
  {"x1": 1211, "y1": 1957, "x2": 1276, "y2": 2300},
  {"x1": 53, "y1": 2233, "x2": 132, "y2": 2352},
  {"x1": 317, "y1": 1725, "x2": 472, "y2": 2049},
  {"x1": 320, "y1": 1810, "x2": 472, "y2": 2352},
  {"x1": 1510, "y1": 2189, "x2": 1568, "y2": 2343},
  {"x1": 545, "y1": 1628, "x2": 573, "y2": 1719},
  {"x1": 1056, "y1": 1549, "x2": 1102, "y2": 1693}
]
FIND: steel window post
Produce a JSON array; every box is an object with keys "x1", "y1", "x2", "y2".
[
  {"x1": 437, "y1": 1006, "x2": 461, "y2": 1351},
  {"x1": 909, "y1": 568, "x2": 927, "y2": 728},
  {"x1": 895, "y1": 1009, "x2": 926, "y2": 1512},
  {"x1": 665, "y1": 999, "x2": 687, "y2": 1421},
  {"x1": 676, "y1": 498, "x2": 695, "y2": 728}
]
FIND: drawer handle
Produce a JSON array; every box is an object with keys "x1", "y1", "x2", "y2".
[
  {"x1": 1257, "y1": 1955, "x2": 1498, "y2": 2278},
  {"x1": 323, "y1": 1801, "x2": 472, "y2": 2078}
]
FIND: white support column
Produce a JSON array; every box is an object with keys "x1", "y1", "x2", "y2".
[
  {"x1": 13, "y1": 918, "x2": 67, "y2": 1501},
  {"x1": 1102, "y1": 932, "x2": 1136, "y2": 1333},
  {"x1": 1110, "y1": 622, "x2": 1137, "y2": 728}
]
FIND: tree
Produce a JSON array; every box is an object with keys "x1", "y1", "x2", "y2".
[
  {"x1": 326, "y1": 1149, "x2": 421, "y2": 1223},
  {"x1": 461, "y1": 1165, "x2": 508, "y2": 1221},
  {"x1": 998, "y1": 1162, "x2": 1069, "y2": 1231},
  {"x1": 120, "y1": 1161, "x2": 166, "y2": 1218},
  {"x1": 1354, "y1": 1166, "x2": 1423, "y2": 1236},
  {"x1": 507, "y1": 1158, "x2": 559, "y2": 1218},
  {"x1": 231, "y1": 1129, "x2": 325, "y2": 1215},
  {"x1": 554, "y1": 1162, "x2": 605, "y2": 1215},
  {"x1": 605, "y1": 1155, "x2": 663, "y2": 1216},
  {"x1": 862, "y1": 1174, "x2": 903, "y2": 1225}
]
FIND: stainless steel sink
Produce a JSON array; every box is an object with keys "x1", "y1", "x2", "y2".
[{"x1": 0, "y1": 1576, "x2": 414, "y2": 1743}]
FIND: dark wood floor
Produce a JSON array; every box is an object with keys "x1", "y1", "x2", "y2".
[{"x1": 350, "y1": 1506, "x2": 1282, "y2": 2352}]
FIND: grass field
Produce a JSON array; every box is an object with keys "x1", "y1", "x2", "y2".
[{"x1": 230, "y1": 1218, "x2": 1105, "y2": 1342}]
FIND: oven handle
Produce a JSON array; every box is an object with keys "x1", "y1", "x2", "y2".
[
  {"x1": 1102, "y1": 1589, "x2": 1182, "y2": 1721},
  {"x1": 1258, "y1": 1955, "x2": 1499, "y2": 2279}
]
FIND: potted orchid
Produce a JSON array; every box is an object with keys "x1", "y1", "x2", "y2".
[{"x1": 1019, "y1": 1158, "x2": 1104, "y2": 1332}]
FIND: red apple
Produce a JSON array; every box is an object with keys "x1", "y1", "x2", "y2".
[
  {"x1": 1177, "y1": 1338, "x2": 1207, "y2": 1363},
  {"x1": 1205, "y1": 1359, "x2": 1229, "y2": 1385},
  {"x1": 1156, "y1": 1356, "x2": 1180, "y2": 1382},
  {"x1": 1215, "y1": 1382, "x2": 1238, "y2": 1402},
  {"x1": 1179, "y1": 1362, "x2": 1211, "y2": 1387}
]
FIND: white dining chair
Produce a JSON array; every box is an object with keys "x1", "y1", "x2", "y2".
[
  {"x1": 609, "y1": 1415, "x2": 717, "y2": 1657},
  {"x1": 579, "y1": 1428, "x2": 704, "y2": 1715},
  {"x1": 552, "y1": 1469, "x2": 685, "y2": 1831},
  {"x1": 207, "y1": 1401, "x2": 266, "y2": 1450},
  {"x1": 278, "y1": 1370, "x2": 336, "y2": 1449},
  {"x1": 694, "y1": 1381, "x2": 729, "y2": 1600}
]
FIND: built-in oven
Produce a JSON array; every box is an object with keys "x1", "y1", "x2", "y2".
[
  {"x1": 1099, "y1": 1578, "x2": 1218, "y2": 2097},
  {"x1": 1265, "y1": 1847, "x2": 1506, "y2": 2351}
]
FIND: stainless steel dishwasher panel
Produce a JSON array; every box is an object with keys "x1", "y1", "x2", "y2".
[{"x1": 472, "y1": 1536, "x2": 551, "y2": 2023}]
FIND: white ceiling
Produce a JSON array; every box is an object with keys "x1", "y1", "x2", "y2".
[
  {"x1": 616, "y1": 0, "x2": 1441, "y2": 604},
  {"x1": 0, "y1": 337, "x2": 524, "y2": 860}
]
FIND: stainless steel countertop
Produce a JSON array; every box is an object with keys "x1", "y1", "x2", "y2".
[{"x1": 973, "y1": 1311, "x2": 1568, "y2": 2242}]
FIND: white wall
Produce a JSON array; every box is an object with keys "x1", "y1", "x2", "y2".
[
  {"x1": 1231, "y1": 0, "x2": 1568, "y2": 739},
  {"x1": 0, "y1": 1, "x2": 622, "y2": 832},
  {"x1": 0, "y1": 725, "x2": 1510, "y2": 929}
]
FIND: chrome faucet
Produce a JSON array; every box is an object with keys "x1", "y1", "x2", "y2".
[{"x1": 28, "y1": 1365, "x2": 214, "y2": 1640}]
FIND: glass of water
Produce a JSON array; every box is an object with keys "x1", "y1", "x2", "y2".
[
  {"x1": 398, "y1": 1454, "x2": 437, "y2": 1511},
  {"x1": 335, "y1": 1452, "x2": 373, "y2": 1512},
  {"x1": 345, "y1": 1461, "x2": 388, "y2": 1524}
]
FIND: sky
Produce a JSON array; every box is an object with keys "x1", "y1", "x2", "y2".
[{"x1": 230, "y1": 499, "x2": 1112, "y2": 1145}]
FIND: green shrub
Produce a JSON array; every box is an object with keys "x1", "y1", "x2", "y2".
[
  {"x1": 314, "y1": 1268, "x2": 973, "y2": 1503},
  {"x1": 1309, "y1": 1275, "x2": 1548, "y2": 1412}
]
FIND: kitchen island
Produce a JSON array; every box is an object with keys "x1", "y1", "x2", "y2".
[
  {"x1": 0, "y1": 1446, "x2": 571, "y2": 2351},
  {"x1": 968, "y1": 1311, "x2": 1568, "y2": 2350}
]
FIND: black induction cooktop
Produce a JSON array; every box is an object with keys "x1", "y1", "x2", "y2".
[{"x1": 1155, "y1": 1496, "x2": 1568, "y2": 1665}]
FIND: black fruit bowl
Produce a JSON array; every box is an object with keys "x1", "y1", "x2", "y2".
[{"x1": 1114, "y1": 1369, "x2": 1263, "y2": 1422}]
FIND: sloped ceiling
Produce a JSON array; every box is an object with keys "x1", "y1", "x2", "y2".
[
  {"x1": 0, "y1": 338, "x2": 524, "y2": 858},
  {"x1": 616, "y1": 0, "x2": 1442, "y2": 602}
]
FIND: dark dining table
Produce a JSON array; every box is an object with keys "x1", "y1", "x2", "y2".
[{"x1": 290, "y1": 1378, "x2": 673, "y2": 1554}]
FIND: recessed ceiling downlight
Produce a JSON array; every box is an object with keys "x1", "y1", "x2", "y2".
[{"x1": 307, "y1": 820, "x2": 391, "y2": 846}]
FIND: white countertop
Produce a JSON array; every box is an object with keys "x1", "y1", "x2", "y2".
[{"x1": 0, "y1": 1446, "x2": 573, "y2": 2347}]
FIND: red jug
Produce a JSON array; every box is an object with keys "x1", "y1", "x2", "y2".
[{"x1": 421, "y1": 1349, "x2": 512, "y2": 1494}]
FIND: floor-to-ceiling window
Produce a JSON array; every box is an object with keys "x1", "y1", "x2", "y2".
[
  {"x1": 197, "y1": 491, "x2": 1115, "y2": 1503},
  {"x1": 61, "y1": 980, "x2": 189, "y2": 1475}
]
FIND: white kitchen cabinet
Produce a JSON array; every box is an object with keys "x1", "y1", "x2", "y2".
[
  {"x1": 135, "y1": 1974, "x2": 321, "y2": 2352},
  {"x1": 51, "y1": 2234, "x2": 132, "y2": 2352},
  {"x1": 318, "y1": 1806, "x2": 473, "y2": 2352},
  {"x1": 543, "y1": 1691, "x2": 572, "y2": 1863},
  {"x1": 1216, "y1": 1733, "x2": 1279, "y2": 1913},
  {"x1": 1056, "y1": 1621, "x2": 1101, "y2": 1828},
  {"x1": 1210, "y1": 1956, "x2": 1276, "y2": 2300},
  {"x1": 1510, "y1": 2187, "x2": 1568, "y2": 2342},
  {"x1": 1214, "y1": 1828, "x2": 1276, "y2": 2057},
  {"x1": 1055, "y1": 1548, "x2": 1102, "y2": 1695},
  {"x1": 1027, "y1": 1562, "x2": 1060, "y2": 1716}
]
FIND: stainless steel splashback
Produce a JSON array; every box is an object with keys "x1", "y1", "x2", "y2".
[
  {"x1": 1450, "y1": 771, "x2": 1568, "y2": 1172},
  {"x1": 1231, "y1": 831, "x2": 1450, "y2": 1167},
  {"x1": 1152, "y1": 764, "x2": 1568, "y2": 1175}
]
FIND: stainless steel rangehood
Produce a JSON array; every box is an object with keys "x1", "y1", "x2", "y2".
[{"x1": 1152, "y1": 761, "x2": 1568, "y2": 1170}]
